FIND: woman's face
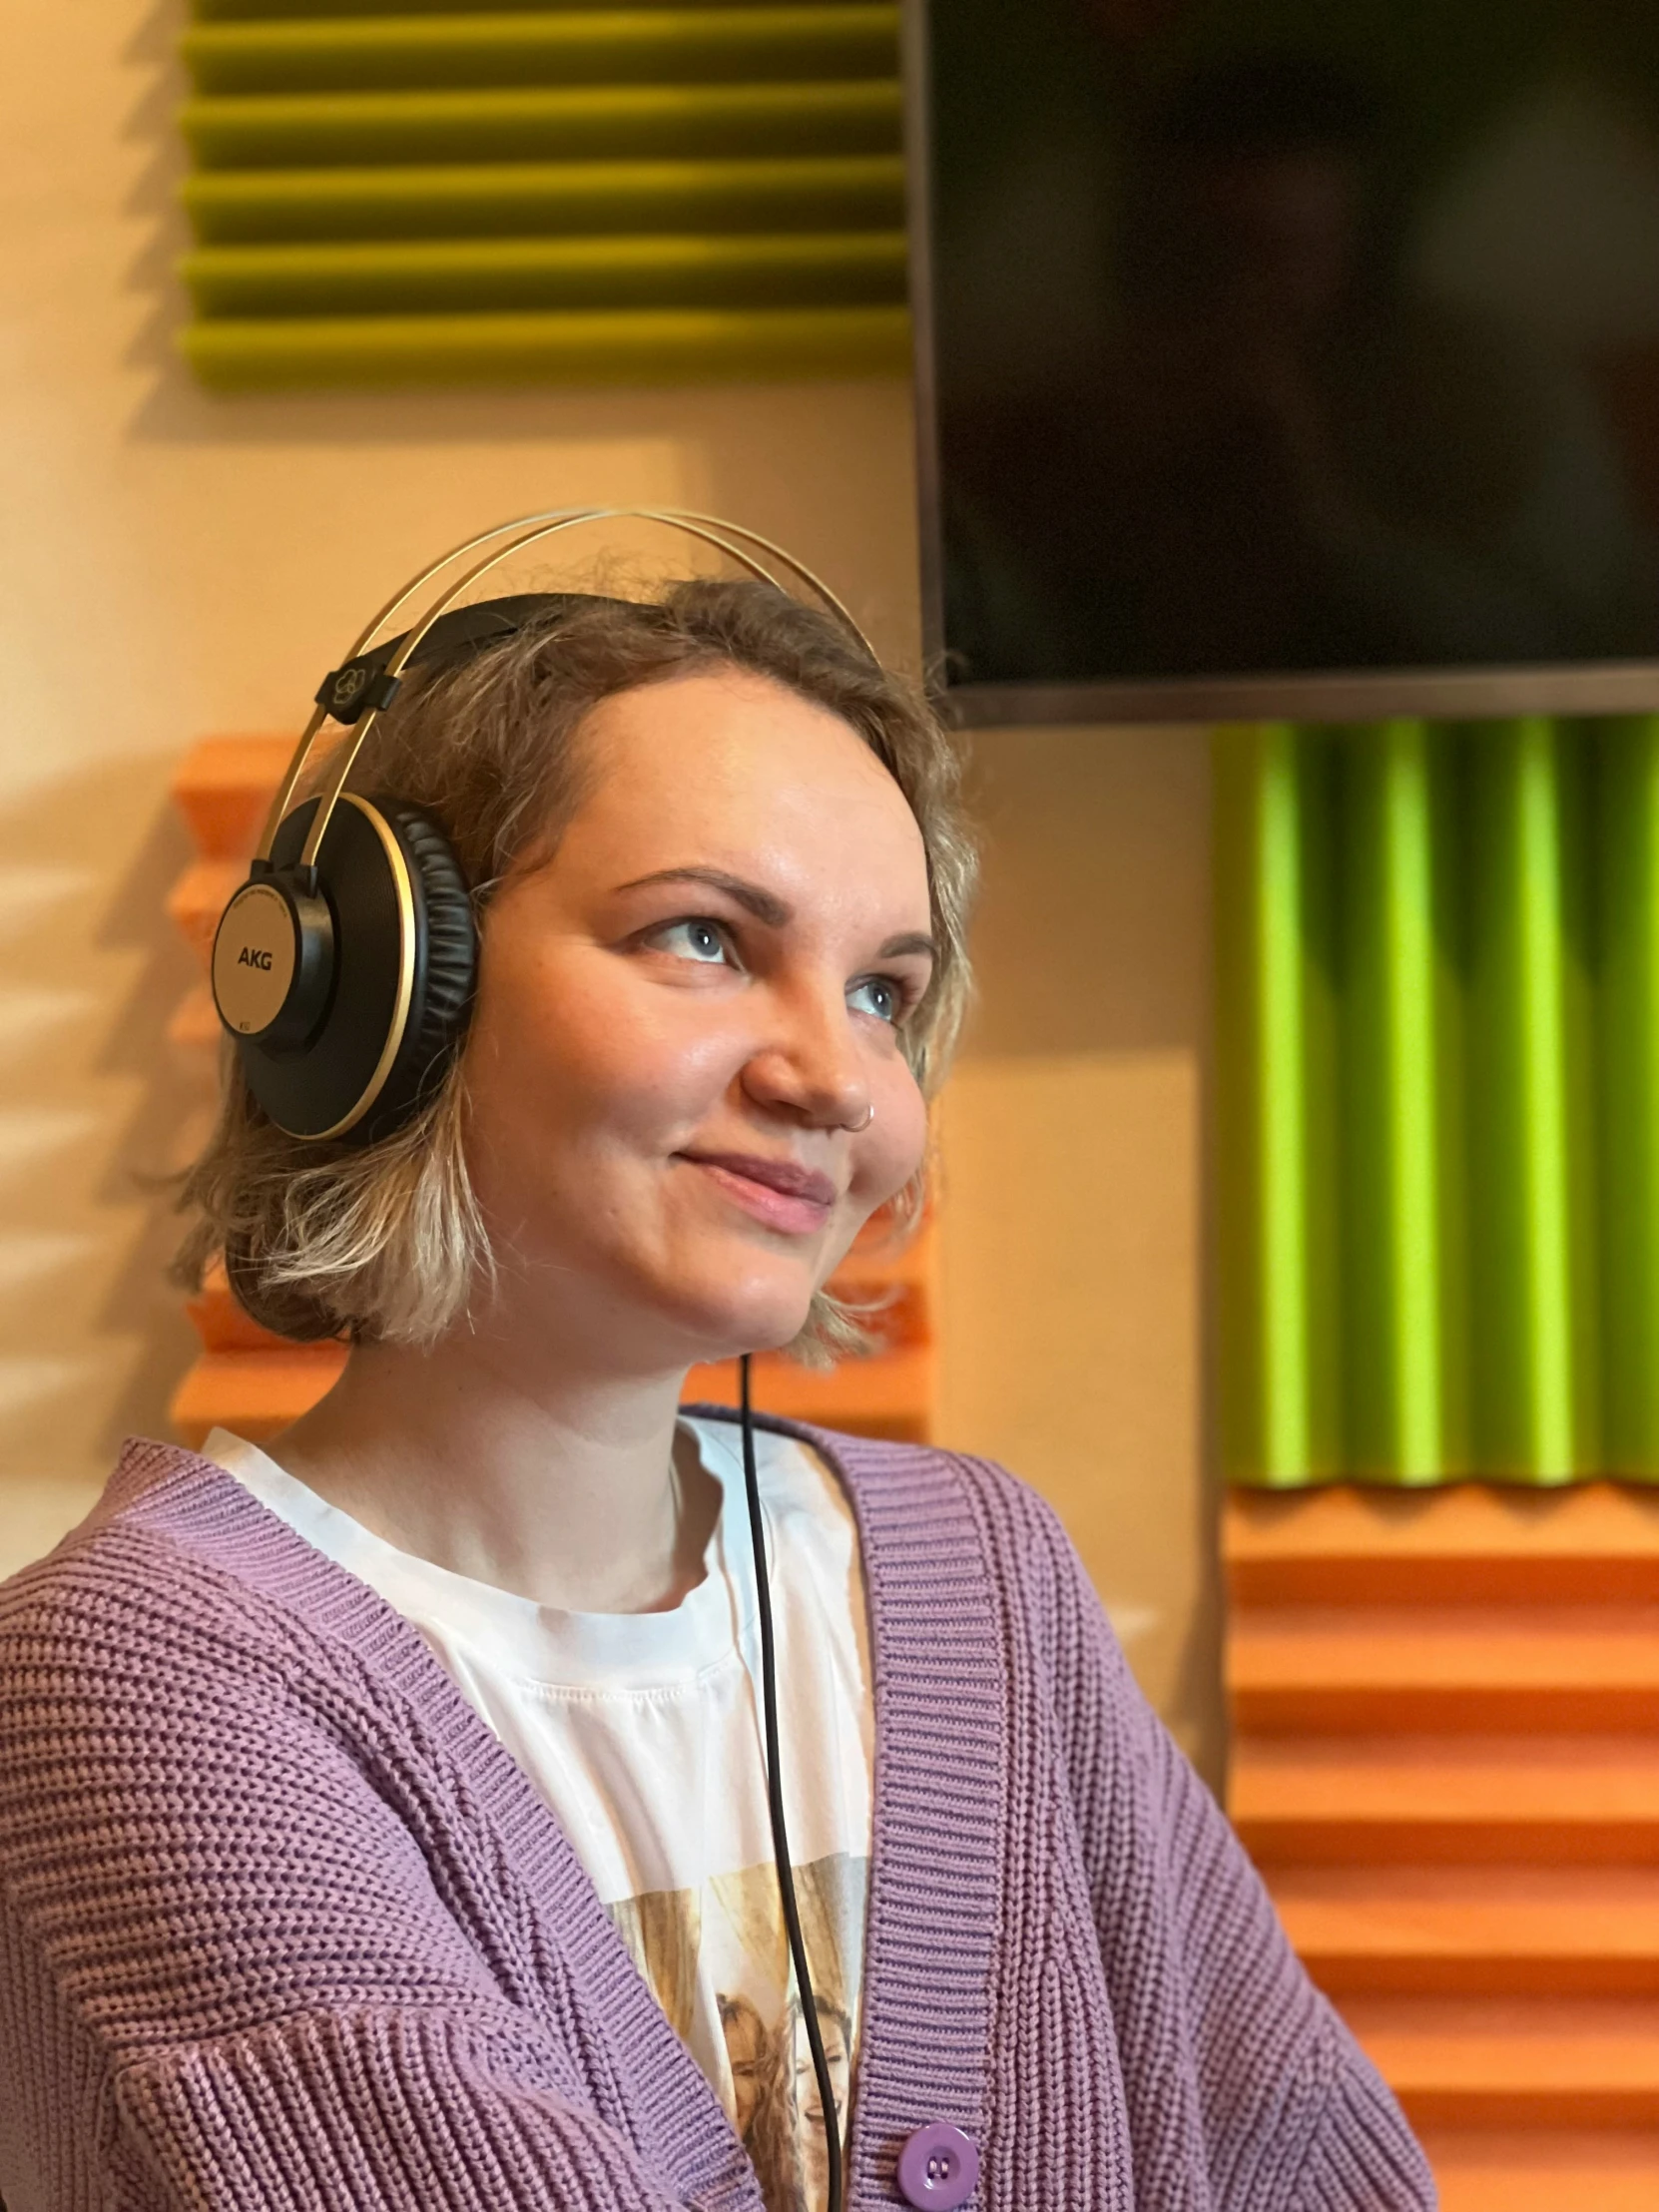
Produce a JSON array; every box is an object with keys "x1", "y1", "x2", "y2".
[{"x1": 462, "y1": 666, "x2": 935, "y2": 1371}]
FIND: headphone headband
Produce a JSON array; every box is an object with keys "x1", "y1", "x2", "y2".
[
  {"x1": 214, "y1": 508, "x2": 877, "y2": 1147},
  {"x1": 257, "y1": 507, "x2": 877, "y2": 873},
  {"x1": 310, "y1": 593, "x2": 638, "y2": 722}
]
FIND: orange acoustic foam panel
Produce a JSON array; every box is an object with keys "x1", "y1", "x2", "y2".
[{"x1": 1227, "y1": 1481, "x2": 1659, "y2": 2209}]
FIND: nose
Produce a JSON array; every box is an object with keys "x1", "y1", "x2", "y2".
[{"x1": 739, "y1": 979, "x2": 872, "y2": 1135}]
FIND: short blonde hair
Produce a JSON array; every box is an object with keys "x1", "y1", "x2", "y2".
[{"x1": 177, "y1": 579, "x2": 977, "y2": 1361}]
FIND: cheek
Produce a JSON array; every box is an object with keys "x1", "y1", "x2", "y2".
[
  {"x1": 468, "y1": 941, "x2": 734, "y2": 1160},
  {"x1": 853, "y1": 1065, "x2": 929, "y2": 1209}
]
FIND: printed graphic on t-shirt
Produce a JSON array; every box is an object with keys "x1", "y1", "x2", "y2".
[{"x1": 609, "y1": 1852, "x2": 866, "y2": 2212}]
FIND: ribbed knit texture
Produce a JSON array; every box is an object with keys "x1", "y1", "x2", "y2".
[{"x1": 0, "y1": 1415, "x2": 1435, "y2": 2211}]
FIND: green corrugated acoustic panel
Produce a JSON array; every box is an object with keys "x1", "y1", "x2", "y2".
[
  {"x1": 178, "y1": 0, "x2": 907, "y2": 388},
  {"x1": 1217, "y1": 715, "x2": 1659, "y2": 1490}
]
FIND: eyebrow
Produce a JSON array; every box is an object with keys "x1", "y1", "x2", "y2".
[{"x1": 615, "y1": 865, "x2": 937, "y2": 963}]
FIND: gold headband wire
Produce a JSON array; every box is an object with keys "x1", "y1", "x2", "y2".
[{"x1": 254, "y1": 507, "x2": 875, "y2": 871}]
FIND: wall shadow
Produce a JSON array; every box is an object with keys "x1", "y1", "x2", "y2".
[{"x1": 0, "y1": 758, "x2": 199, "y2": 1482}]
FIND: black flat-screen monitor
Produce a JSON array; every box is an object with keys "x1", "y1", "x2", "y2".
[{"x1": 907, "y1": 0, "x2": 1659, "y2": 723}]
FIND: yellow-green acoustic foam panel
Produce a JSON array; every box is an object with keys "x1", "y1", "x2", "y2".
[
  {"x1": 183, "y1": 301, "x2": 910, "y2": 388},
  {"x1": 182, "y1": 7, "x2": 899, "y2": 94},
  {"x1": 178, "y1": 0, "x2": 906, "y2": 387},
  {"x1": 1216, "y1": 716, "x2": 1659, "y2": 1489},
  {"x1": 183, "y1": 230, "x2": 905, "y2": 314},
  {"x1": 182, "y1": 82, "x2": 901, "y2": 168},
  {"x1": 194, "y1": 0, "x2": 843, "y2": 16},
  {"x1": 183, "y1": 154, "x2": 905, "y2": 242}
]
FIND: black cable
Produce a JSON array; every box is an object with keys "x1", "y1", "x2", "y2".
[{"x1": 739, "y1": 1353, "x2": 843, "y2": 2212}]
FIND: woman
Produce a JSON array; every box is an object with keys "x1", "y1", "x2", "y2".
[{"x1": 0, "y1": 542, "x2": 1432, "y2": 2211}]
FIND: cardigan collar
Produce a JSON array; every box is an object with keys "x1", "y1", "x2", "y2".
[{"x1": 99, "y1": 1415, "x2": 1010, "y2": 2208}]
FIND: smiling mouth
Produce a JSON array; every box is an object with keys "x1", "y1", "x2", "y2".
[{"x1": 679, "y1": 1151, "x2": 836, "y2": 1235}]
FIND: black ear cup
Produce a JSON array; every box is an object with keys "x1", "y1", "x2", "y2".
[
  {"x1": 369, "y1": 798, "x2": 478, "y2": 1130},
  {"x1": 232, "y1": 796, "x2": 477, "y2": 1145}
]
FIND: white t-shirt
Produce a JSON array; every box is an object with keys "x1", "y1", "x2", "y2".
[{"x1": 204, "y1": 1416, "x2": 871, "y2": 2212}]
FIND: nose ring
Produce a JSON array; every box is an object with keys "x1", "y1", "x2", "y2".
[{"x1": 850, "y1": 1102, "x2": 875, "y2": 1133}]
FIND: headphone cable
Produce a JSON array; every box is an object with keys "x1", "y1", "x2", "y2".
[{"x1": 738, "y1": 1353, "x2": 843, "y2": 2212}]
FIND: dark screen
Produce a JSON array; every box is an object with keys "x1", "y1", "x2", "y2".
[{"x1": 917, "y1": 0, "x2": 1659, "y2": 702}]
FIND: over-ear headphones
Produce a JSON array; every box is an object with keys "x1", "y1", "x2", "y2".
[{"x1": 210, "y1": 507, "x2": 876, "y2": 1145}]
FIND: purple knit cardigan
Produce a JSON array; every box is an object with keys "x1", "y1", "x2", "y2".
[{"x1": 0, "y1": 1417, "x2": 1433, "y2": 2212}]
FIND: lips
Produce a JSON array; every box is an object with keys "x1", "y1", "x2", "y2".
[
  {"x1": 679, "y1": 1151, "x2": 837, "y2": 1235},
  {"x1": 684, "y1": 1153, "x2": 836, "y2": 1206}
]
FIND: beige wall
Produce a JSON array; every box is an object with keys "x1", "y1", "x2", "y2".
[
  {"x1": 0, "y1": 0, "x2": 1221, "y2": 1772},
  {"x1": 939, "y1": 727, "x2": 1218, "y2": 1770}
]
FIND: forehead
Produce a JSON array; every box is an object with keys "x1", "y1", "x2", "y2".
[{"x1": 564, "y1": 668, "x2": 930, "y2": 901}]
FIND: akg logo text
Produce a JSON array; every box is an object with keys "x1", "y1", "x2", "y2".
[{"x1": 238, "y1": 946, "x2": 275, "y2": 970}]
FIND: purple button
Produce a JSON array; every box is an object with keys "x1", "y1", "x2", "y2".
[{"x1": 896, "y1": 2122, "x2": 978, "y2": 2210}]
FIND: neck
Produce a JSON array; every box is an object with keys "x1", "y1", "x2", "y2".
[{"x1": 268, "y1": 1320, "x2": 723, "y2": 1614}]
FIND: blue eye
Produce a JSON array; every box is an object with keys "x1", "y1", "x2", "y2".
[
  {"x1": 848, "y1": 975, "x2": 900, "y2": 1024},
  {"x1": 655, "y1": 918, "x2": 730, "y2": 964}
]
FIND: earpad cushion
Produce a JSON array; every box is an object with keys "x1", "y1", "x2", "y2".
[
  {"x1": 238, "y1": 795, "x2": 477, "y2": 1146},
  {"x1": 366, "y1": 798, "x2": 478, "y2": 1141}
]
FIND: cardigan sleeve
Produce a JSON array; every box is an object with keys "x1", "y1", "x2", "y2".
[
  {"x1": 110, "y1": 2007, "x2": 706, "y2": 2211},
  {"x1": 0, "y1": 1530, "x2": 751, "y2": 2212},
  {"x1": 1029, "y1": 1494, "x2": 1436, "y2": 2212}
]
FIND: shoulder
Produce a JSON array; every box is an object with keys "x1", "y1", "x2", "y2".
[
  {"x1": 0, "y1": 1435, "x2": 391, "y2": 1686},
  {"x1": 808, "y1": 1418, "x2": 1091, "y2": 1578},
  {"x1": 0, "y1": 1442, "x2": 529, "y2": 2062},
  {"x1": 2, "y1": 1438, "x2": 280, "y2": 1675},
  {"x1": 692, "y1": 1407, "x2": 1077, "y2": 1568},
  {"x1": 0, "y1": 1435, "x2": 470, "y2": 1857},
  {"x1": 779, "y1": 1419, "x2": 1167, "y2": 1798},
  {"x1": 0, "y1": 1438, "x2": 391, "y2": 1812},
  {"x1": 716, "y1": 1411, "x2": 1126, "y2": 1693}
]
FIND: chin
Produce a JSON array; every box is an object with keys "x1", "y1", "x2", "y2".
[
  {"x1": 695, "y1": 1303, "x2": 816, "y2": 1366},
  {"x1": 660, "y1": 1270, "x2": 818, "y2": 1367}
]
